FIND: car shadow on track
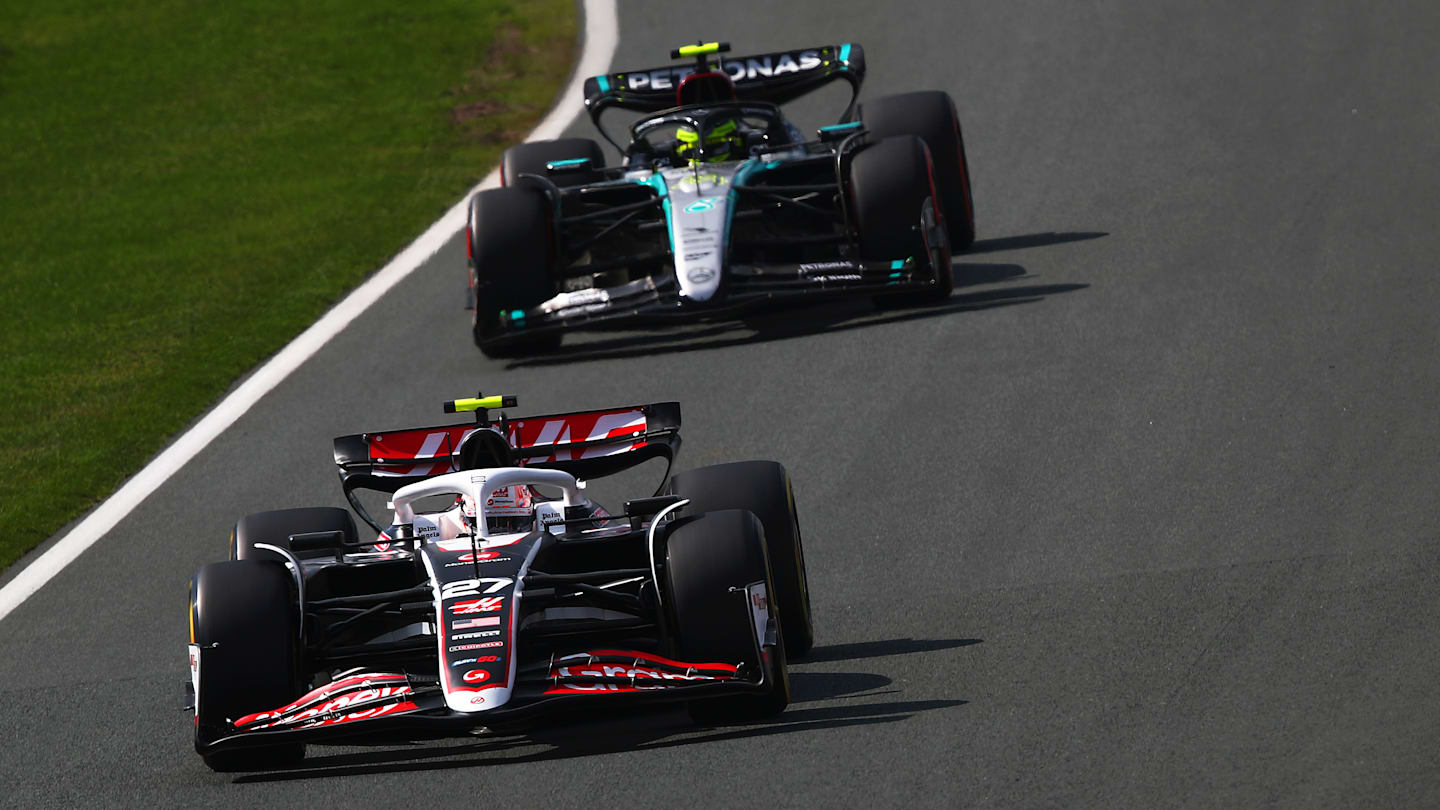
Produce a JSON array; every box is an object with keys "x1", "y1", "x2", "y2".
[
  {"x1": 502, "y1": 267, "x2": 1088, "y2": 369},
  {"x1": 232, "y1": 637, "x2": 982, "y2": 784},
  {"x1": 964, "y1": 231, "x2": 1108, "y2": 255},
  {"x1": 500, "y1": 230, "x2": 1103, "y2": 368}
]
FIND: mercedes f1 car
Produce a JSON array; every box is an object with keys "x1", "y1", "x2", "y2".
[
  {"x1": 467, "y1": 41, "x2": 976, "y2": 355},
  {"x1": 186, "y1": 395, "x2": 812, "y2": 771}
]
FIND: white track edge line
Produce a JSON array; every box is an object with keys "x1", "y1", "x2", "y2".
[{"x1": 0, "y1": 0, "x2": 619, "y2": 623}]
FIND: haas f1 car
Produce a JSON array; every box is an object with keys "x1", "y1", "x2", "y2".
[
  {"x1": 468, "y1": 41, "x2": 976, "y2": 355},
  {"x1": 186, "y1": 396, "x2": 812, "y2": 771}
]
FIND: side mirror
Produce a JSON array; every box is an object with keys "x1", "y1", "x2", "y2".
[
  {"x1": 623, "y1": 495, "x2": 683, "y2": 518},
  {"x1": 288, "y1": 530, "x2": 347, "y2": 554},
  {"x1": 546, "y1": 157, "x2": 593, "y2": 174},
  {"x1": 818, "y1": 121, "x2": 864, "y2": 143}
]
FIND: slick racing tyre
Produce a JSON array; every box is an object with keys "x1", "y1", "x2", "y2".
[
  {"x1": 191, "y1": 560, "x2": 305, "y2": 771},
  {"x1": 664, "y1": 509, "x2": 790, "y2": 724},
  {"x1": 859, "y1": 90, "x2": 975, "y2": 249},
  {"x1": 232, "y1": 506, "x2": 358, "y2": 563},
  {"x1": 667, "y1": 461, "x2": 814, "y2": 657},
  {"x1": 468, "y1": 185, "x2": 561, "y2": 357},
  {"x1": 502, "y1": 138, "x2": 606, "y2": 189},
  {"x1": 850, "y1": 135, "x2": 953, "y2": 306}
]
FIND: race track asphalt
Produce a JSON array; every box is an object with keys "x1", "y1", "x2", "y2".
[{"x1": 5, "y1": 1, "x2": 1440, "y2": 806}]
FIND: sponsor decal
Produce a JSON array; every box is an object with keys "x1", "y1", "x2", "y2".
[
  {"x1": 683, "y1": 197, "x2": 722, "y2": 213},
  {"x1": 237, "y1": 684, "x2": 413, "y2": 728},
  {"x1": 187, "y1": 644, "x2": 201, "y2": 714},
  {"x1": 459, "y1": 551, "x2": 500, "y2": 562},
  {"x1": 441, "y1": 578, "x2": 511, "y2": 600},
  {"x1": 687, "y1": 268, "x2": 716, "y2": 283},
  {"x1": 451, "y1": 597, "x2": 504, "y2": 615},
  {"x1": 549, "y1": 663, "x2": 718, "y2": 692},
  {"x1": 444, "y1": 554, "x2": 511, "y2": 568},
  {"x1": 452, "y1": 616, "x2": 501, "y2": 630},
  {"x1": 542, "y1": 649, "x2": 742, "y2": 695},
  {"x1": 296, "y1": 700, "x2": 417, "y2": 729},
  {"x1": 800, "y1": 261, "x2": 858, "y2": 272},
  {"x1": 748, "y1": 582, "x2": 770, "y2": 649},
  {"x1": 621, "y1": 50, "x2": 823, "y2": 91},
  {"x1": 462, "y1": 669, "x2": 491, "y2": 684},
  {"x1": 449, "y1": 641, "x2": 504, "y2": 652},
  {"x1": 452, "y1": 630, "x2": 501, "y2": 640},
  {"x1": 452, "y1": 655, "x2": 500, "y2": 667},
  {"x1": 368, "y1": 427, "x2": 475, "y2": 478},
  {"x1": 470, "y1": 695, "x2": 487, "y2": 705},
  {"x1": 503, "y1": 410, "x2": 648, "y2": 463}
]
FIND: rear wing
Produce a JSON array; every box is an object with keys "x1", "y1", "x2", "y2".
[
  {"x1": 333, "y1": 402, "x2": 681, "y2": 530},
  {"x1": 583, "y1": 43, "x2": 865, "y2": 137}
]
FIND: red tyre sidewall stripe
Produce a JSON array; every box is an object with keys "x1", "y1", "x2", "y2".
[
  {"x1": 919, "y1": 140, "x2": 947, "y2": 271},
  {"x1": 950, "y1": 101, "x2": 974, "y2": 228}
]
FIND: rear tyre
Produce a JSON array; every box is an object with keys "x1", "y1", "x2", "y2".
[
  {"x1": 468, "y1": 186, "x2": 562, "y2": 357},
  {"x1": 191, "y1": 560, "x2": 305, "y2": 771},
  {"x1": 859, "y1": 90, "x2": 975, "y2": 249},
  {"x1": 664, "y1": 510, "x2": 790, "y2": 724},
  {"x1": 232, "y1": 507, "x2": 358, "y2": 563},
  {"x1": 501, "y1": 138, "x2": 606, "y2": 189},
  {"x1": 850, "y1": 135, "x2": 953, "y2": 306},
  {"x1": 667, "y1": 461, "x2": 814, "y2": 657}
]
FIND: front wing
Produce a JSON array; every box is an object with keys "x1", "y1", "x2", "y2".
[
  {"x1": 196, "y1": 648, "x2": 776, "y2": 755},
  {"x1": 483, "y1": 255, "x2": 938, "y2": 350}
]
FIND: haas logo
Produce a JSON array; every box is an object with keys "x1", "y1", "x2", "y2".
[
  {"x1": 451, "y1": 597, "x2": 503, "y2": 615},
  {"x1": 462, "y1": 669, "x2": 491, "y2": 684}
]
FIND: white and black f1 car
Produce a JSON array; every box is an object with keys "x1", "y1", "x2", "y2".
[
  {"x1": 186, "y1": 395, "x2": 812, "y2": 770},
  {"x1": 467, "y1": 41, "x2": 976, "y2": 355}
]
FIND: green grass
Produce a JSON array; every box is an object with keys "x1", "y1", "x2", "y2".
[{"x1": 0, "y1": 0, "x2": 578, "y2": 570}]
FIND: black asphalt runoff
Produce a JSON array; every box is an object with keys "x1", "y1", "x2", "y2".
[{"x1": 6, "y1": 1, "x2": 1440, "y2": 806}]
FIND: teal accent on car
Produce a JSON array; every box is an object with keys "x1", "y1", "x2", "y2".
[
  {"x1": 509, "y1": 309, "x2": 526, "y2": 321},
  {"x1": 888, "y1": 272, "x2": 902, "y2": 280},
  {"x1": 820, "y1": 122, "x2": 862, "y2": 133},
  {"x1": 839, "y1": 43, "x2": 852, "y2": 63},
  {"x1": 890, "y1": 259, "x2": 904, "y2": 270},
  {"x1": 726, "y1": 158, "x2": 775, "y2": 251},
  {"x1": 597, "y1": 75, "x2": 611, "y2": 92},
  {"x1": 633, "y1": 173, "x2": 673, "y2": 249},
  {"x1": 548, "y1": 158, "x2": 590, "y2": 167}
]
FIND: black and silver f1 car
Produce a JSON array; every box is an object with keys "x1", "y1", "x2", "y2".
[
  {"x1": 467, "y1": 41, "x2": 976, "y2": 355},
  {"x1": 186, "y1": 395, "x2": 812, "y2": 771}
]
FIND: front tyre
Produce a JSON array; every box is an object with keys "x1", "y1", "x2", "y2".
[
  {"x1": 468, "y1": 186, "x2": 562, "y2": 357},
  {"x1": 859, "y1": 90, "x2": 976, "y2": 249},
  {"x1": 664, "y1": 510, "x2": 790, "y2": 724},
  {"x1": 850, "y1": 135, "x2": 953, "y2": 306},
  {"x1": 191, "y1": 560, "x2": 305, "y2": 771},
  {"x1": 667, "y1": 461, "x2": 814, "y2": 657}
]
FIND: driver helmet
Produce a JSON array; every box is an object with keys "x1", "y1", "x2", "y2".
[
  {"x1": 675, "y1": 116, "x2": 743, "y2": 163},
  {"x1": 459, "y1": 485, "x2": 535, "y2": 535}
]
